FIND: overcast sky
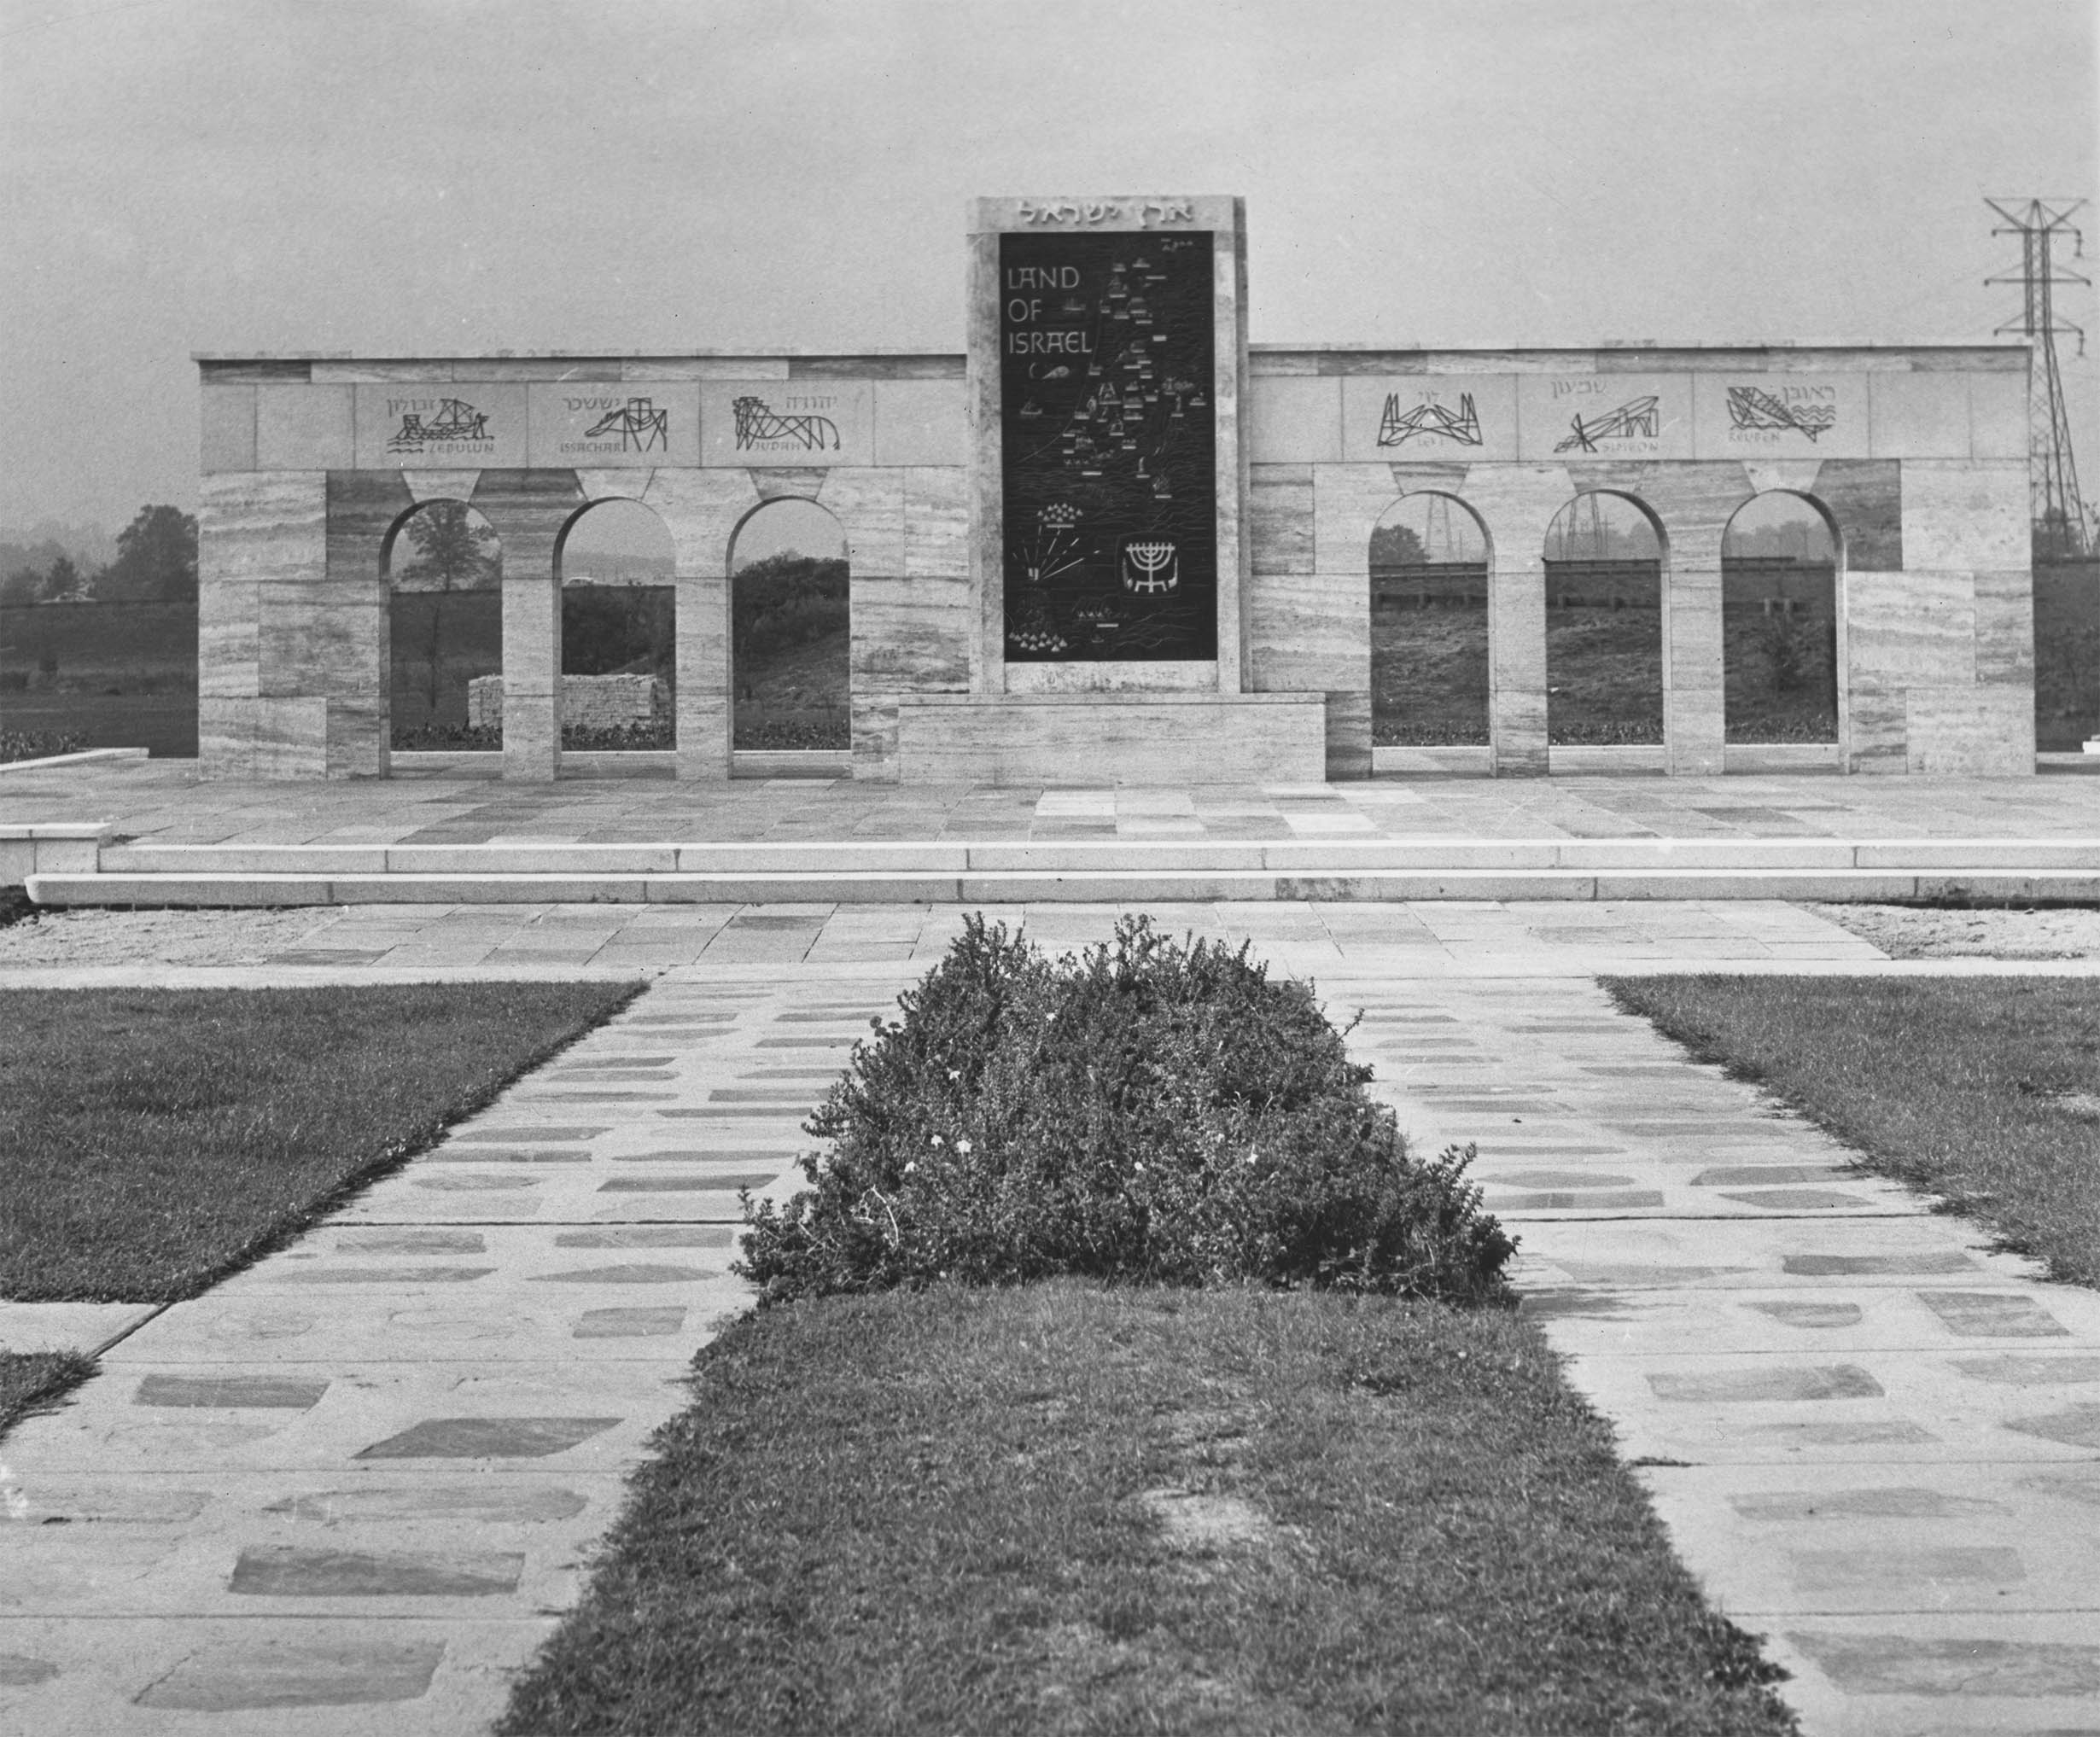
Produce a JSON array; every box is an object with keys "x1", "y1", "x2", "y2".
[{"x1": 2, "y1": 0, "x2": 2094, "y2": 536}]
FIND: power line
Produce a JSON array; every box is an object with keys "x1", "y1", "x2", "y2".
[{"x1": 1987, "y1": 197, "x2": 2090, "y2": 561}]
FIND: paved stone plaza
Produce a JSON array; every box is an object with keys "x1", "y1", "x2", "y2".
[
  {"x1": 14, "y1": 757, "x2": 2100, "y2": 847},
  {"x1": 6, "y1": 766, "x2": 2100, "y2": 1730},
  {"x1": 1, "y1": 894, "x2": 2097, "y2": 1734}
]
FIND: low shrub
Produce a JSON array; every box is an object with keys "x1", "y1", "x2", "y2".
[
  {"x1": 0, "y1": 729, "x2": 83, "y2": 763},
  {"x1": 739, "y1": 916, "x2": 1514, "y2": 1304}
]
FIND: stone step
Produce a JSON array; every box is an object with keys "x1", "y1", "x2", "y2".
[
  {"x1": 29, "y1": 866, "x2": 2100, "y2": 906},
  {"x1": 91, "y1": 836, "x2": 2100, "y2": 876}
]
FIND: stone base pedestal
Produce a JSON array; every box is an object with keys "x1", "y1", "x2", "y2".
[{"x1": 895, "y1": 692, "x2": 1326, "y2": 786}]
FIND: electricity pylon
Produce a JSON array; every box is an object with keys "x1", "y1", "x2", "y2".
[{"x1": 1987, "y1": 197, "x2": 2090, "y2": 560}]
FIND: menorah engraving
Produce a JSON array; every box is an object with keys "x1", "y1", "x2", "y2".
[{"x1": 1121, "y1": 539, "x2": 1178, "y2": 594}]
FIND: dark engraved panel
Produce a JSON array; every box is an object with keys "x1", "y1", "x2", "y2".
[{"x1": 1000, "y1": 230, "x2": 1216, "y2": 661}]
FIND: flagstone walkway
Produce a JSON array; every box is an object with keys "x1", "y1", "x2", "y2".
[{"x1": 4, "y1": 904, "x2": 2099, "y2": 1733}]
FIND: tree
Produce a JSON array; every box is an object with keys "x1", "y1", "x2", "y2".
[
  {"x1": 40, "y1": 555, "x2": 85, "y2": 602},
  {"x1": 1368, "y1": 522, "x2": 1430, "y2": 572},
  {"x1": 99, "y1": 505, "x2": 198, "y2": 602},
  {"x1": 1, "y1": 567, "x2": 40, "y2": 607},
  {"x1": 393, "y1": 503, "x2": 500, "y2": 714}
]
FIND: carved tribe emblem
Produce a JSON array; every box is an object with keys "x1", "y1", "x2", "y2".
[{"x1": 732, "y1": 395, "x2": 841, "y2": 452}]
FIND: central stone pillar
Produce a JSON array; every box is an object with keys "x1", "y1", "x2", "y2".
[{"x1": 909, "y1": 193, "x2": 1321, "y2": 784}]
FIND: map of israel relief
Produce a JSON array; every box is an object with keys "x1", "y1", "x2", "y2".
[{"x1": 999, "y1": 230, "x2": 1217, "y2": 662}]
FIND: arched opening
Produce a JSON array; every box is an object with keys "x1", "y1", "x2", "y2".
[
  {"x1": 557, "y1": 499, "x2": 676, "y2": 751},
  {"x1": 385, "y1": 499, "x2": 502, "y2": 751},
  {"x1": 1721, "y1": 493, "x2": 1840, "y2": 743},
  {"x1": 729, "y1": 498, "x2": 849, "y2": 751},
  {"x1": 1543, "y1": 492, "x2": 1663, "y2": 745},
  {"x1": 1369, "y1": 493, "x2": 1490, "y2": 745}
]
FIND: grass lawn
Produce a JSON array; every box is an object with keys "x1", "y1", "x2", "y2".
[
  {"x1": 0, "y1": 1350, "x2": 95, "y2": 1442},
  {"x1": 1606, "y1": 976, "x2": 2100, "y2": 1288},
  {"x1": 0, "y1": 981, "x2": 639, "y2": 1302},
  {"x1": 500, "y1": 1282, "x2": 1794, "y2": 1737}
]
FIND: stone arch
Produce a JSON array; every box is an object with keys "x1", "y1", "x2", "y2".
[
  {"x1": 1721, "y1": 490, "x2": 1841, "y2": 744},
  {"x1": 1542, "y1": 490, "x2": 1666, "y2": 747},
  {"x1": 727, "y1": 496, "x2": 850, "y2": 752},
  {"x1": 382, "y1": 498, "x2": 503, "y2": 752},
  {"x1": 554, "y1": 498, "x2": 678, "y2": 750},
  {"x1": 1369, "y1": 491, "x2": 1492, "y2": 748}
]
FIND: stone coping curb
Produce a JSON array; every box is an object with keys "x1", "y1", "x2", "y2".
[
  {"x1": 91, "y1": 837, "x2": 2100, "y2": 873},
  {"x1": 7, "y1": 959, "x2": 2100, "y2": 990},
  {"x1": 32, "y1": 866, "x2": 2100, "y2": 907},
  {"x1": 0, "y1": 749, "x2": 146, "y2": 776}
]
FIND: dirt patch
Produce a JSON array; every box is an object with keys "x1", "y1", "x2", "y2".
[
  {"x1": 1136, "y1": 1488, "x2": 1280, "y2": 1553},
  {"x1": 1811, "y1": 903, "x2": 2100, "y2": 960},
  {"x1": 0, "y1": 907, "x2": 332, "y2": 966}
]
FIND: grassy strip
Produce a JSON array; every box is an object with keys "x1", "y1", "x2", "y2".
[
  {"x1": 501, "y1": 1283, "x2": 1794, "y2": 1737},
  {"x1": 0, "y1": 981, "x2": 639, "y2": 1302},
  {"x1": 0, "y1": 1350, "x2": 96, "y2": 1443},
  {"x1": 1605, "y1": 975, "x2": 2100, "y2": 1288}
]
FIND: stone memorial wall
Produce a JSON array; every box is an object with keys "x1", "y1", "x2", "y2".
[{"x1": 192, "y1": 195, "x2": 2036, "y2": 784}]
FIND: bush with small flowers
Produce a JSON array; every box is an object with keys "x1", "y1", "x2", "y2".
[{"x1": 736, "y1": 913, "x2": 1514, "y2": 1304}]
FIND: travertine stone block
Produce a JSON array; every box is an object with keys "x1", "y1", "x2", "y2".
[
  {"x1": 1341, "y1": 375, "x2": 1519, "y2": 462},
  {"x1": 1970, "y1": 370, "x2": 2029, "y2": 460},
  {"x1": 1516, "y1": 373, "x2": 1692, "y2": 462},
  {"x1": 1250, "y1": 466, "x2": 1314, "y2": 574},
  {"x1": 254, "y1": 697, "x2": 329, "y2": 778},
  {"x1": 1869, "y1": 372, "x2": 1972, "y2": 458},
  {"x1": 1325, "y1": 688, "x2": 1372, "y2": 779},
  {"x1": 1844, "y1": 679, "x2": 1907, "y2": 773},
  {"x1": 201, "y1": 386, "x2": 256, "y2": 473},
  {"x1": 853, "y1": 694, "x2": 901, "y2": 781},
  {"x1": 895, "y1": 694, "x2": 1323, "y2": 785},
  {"x1": 1491, "y1": 687, "x2": 1548, "y2": 777},
  {"x1": 328, "y1": 695, "x2": 388, "y2": 778},
  {"x1": 502, "y1": 573, "x2": 561, "y2": 782},
  {"x1": 1248, "y1": 570, "x2": 1367, "y2": 692},
  {"x1": 472, "y1": 470, "x2": 585, "y2": 580},
  {"x1": 1665, "y1": 565, "x2": 1725, "y2": 774},
  {"x1": 260, "y1": 592, "x2": 385, "y2": 702},
  {"x1": 573, "y1": 470, "x2": 656, "y2": 503},
  {"x1": 328, "y1": 471, "x2": 413, "y2": 601},
  {"x1": 1814, "y1": 461, "x2": 1903, "y2": 570},
  {"x1": 647, "y1": 469, "x2": 761, "y2": 578},
  {"x1": 1567, "y1": 460, "x2": 1751, "y2": 563},
  {"x1": 633, "y1": 357, "x2": 790, "y2": 381},
  {"x1": 875, "y1": 381, "x2": 966, "y2": 467},
  {"x1": 201, "y1": 472, "x2": 327, "y2": 586},
  {"x1": 199, "y1": 580, "x2": 260, "y2": 699},
  {"x1": 1905, "y1": 685, "x2": 2035, "y2": 774},
  {"x1": 1741, "y1": 461, "x2": 1823, "y2": 498},
  {"x1": 1901, "y1": 461, "x2": 2031, "y2": 570},
  {"x1": 821, "y1": 469, "x2": 907, "y2": 579},
  {"x1": 198, "y1": 697, "x2": 258, "y2": 778},
  {"x1": 355, "y1": 384, "x2": 526, "y2": 469},
  {"x1": 529, "y1": 382, "x2": 699, "y2": 468},
  {"x1": 1691, "y1": 373, "x2": 1869, "y2": 460},
  {"x1": 904, "y1": 468, "x2": 969, "y2": 580},
  {"x1": 1004, "y1": 661, "x2": 1215, "y2": 693},
  {"x1": 310, "y1": 361, "x2": 457, "y2": 383},
  {"x1": 255, "y1": 386, "x2": 354, "y2": 469},
  {"x1": 1974, "y1": 568, "x2": 2035, "y2": 686},
  {"x1": 702, "y1": 382, "x2": 871, "y2": 467},
  {"x1": 853, "y1": 574, "x2": 970, "y2": 689},
  {"x1": 674, "y1": 574, "x2": 728, "y2": 780},
  {"x1": 1313, "y1": 463, "x2": 1404, "y2": 578},
  {"x1": 1249, "y1": 377, "x2": 1341, "y2": 463},
  {"x1": 1846, "y1": 570, "x2": 1977, "y2": 687},
  {"x1": 401, "y1": 470, "x2": 484, "y2": 504}
]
